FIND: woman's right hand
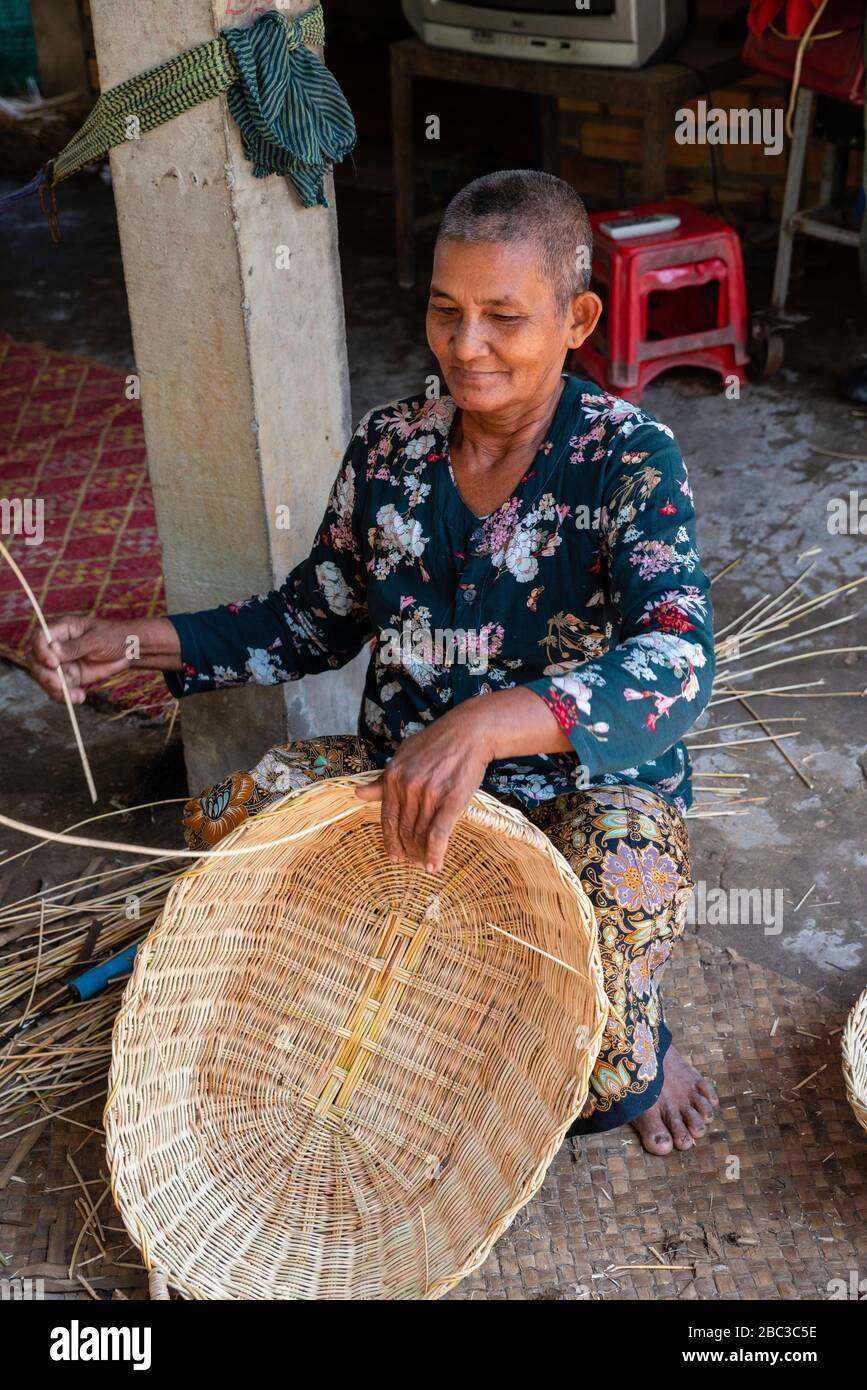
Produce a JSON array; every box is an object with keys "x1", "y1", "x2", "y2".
[{"x1": 28, "y1": 615, "x2": 181, "y2": 705}]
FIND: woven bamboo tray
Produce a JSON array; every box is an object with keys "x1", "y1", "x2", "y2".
[
  {"x1": 105, "y1": 773, "x2": 606, "y2": 1300},
  {"x1": 843, "y1": 986, "x2": 867, "y2": 1139}
]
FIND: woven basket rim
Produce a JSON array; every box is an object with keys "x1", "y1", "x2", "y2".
[{"x1": 104, "y1": 773, "x2": 607, "y2": 1300}]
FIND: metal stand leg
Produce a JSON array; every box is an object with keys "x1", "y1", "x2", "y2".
[{"x1": 772, "y1": 87, "x2": 814, "y2": 314}]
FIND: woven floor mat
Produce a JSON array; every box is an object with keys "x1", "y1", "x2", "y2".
[
  {"x1": 1, "y1": 929, "x2": 864, "y2": 1301},
  {"x1": 0, "y1": 331, "x2": 170, "y2": 716},
  {"x1": 450, "y1": 930, "x2": 867, "y2": 1301}
]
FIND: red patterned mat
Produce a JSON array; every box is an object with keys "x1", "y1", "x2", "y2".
[{"x1": 0, "y1": 332, "x2": 170, "y2": 714}]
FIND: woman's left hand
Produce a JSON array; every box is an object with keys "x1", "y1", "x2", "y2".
[{"x1": 354, "y1": 702, "x2": 495, "y2": 873}]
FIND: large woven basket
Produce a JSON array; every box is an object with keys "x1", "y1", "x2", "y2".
[
  {"x1": 105, "y1": 774, "x2": 606, "y2": 1300},
  {"x1": 843, "y1": 986, "x2": 867, "y2": 1139}
]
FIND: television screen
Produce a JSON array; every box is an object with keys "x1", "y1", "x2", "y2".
[{"x1": 468, "y1": 0, "x2": 616, "y2": 14}]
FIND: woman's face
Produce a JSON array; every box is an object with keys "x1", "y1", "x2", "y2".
[{"x1": 426, "y1": 237, "x2": 601, "y2": 415}]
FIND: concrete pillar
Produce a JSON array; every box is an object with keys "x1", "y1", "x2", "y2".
[{"x1": 87, "y1": 0, "x2": 364, "y2": 792}]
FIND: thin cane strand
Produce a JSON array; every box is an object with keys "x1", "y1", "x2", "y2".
[
  {"x1": 0, "y1": 539, "x2": 96, "y2": 803},
  {"x1": 0, "y1": 804, "x2": 370, "y2": 861}
]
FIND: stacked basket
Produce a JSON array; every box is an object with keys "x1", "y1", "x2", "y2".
[{"x1": 843, "y1": 986, "x2": 867, "y2": 1140}]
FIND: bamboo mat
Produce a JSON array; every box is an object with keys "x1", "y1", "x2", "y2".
[{"x1": 1, "y1": 929, "x2": 864, "y2": 1301}]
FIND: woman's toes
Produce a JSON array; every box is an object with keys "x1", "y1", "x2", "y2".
[
  {"x1": 682, "y1": 1104, "x2": 706, "y2": 1138},
  {"x1": 645, "y1": 1125, "x2": 674, "y2": 1156},
  {"x1": 662, "y1": 1104, "x2": 693, "y2": 1150},
  {"x1": 631, "y1": 1105, "x2": 674, "y2": 1155},
  {"x1": 628, "y1": 1052, "x2": 717, "y2": 1157},
  {"x1": 696, "y1": 1077, "x2": 719, "y2": 1108},
  {"x1": 691, "y1": 1091, "x2": 715, "y2": 1122}
]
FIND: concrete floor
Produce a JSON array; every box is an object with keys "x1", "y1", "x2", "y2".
[{"x1": 0, "y1": 165, "x2": 865, "y2": 1014}]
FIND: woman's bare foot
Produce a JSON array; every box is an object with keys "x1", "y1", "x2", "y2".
[{"x1": 631, "y1": 1046, "x2": 718, "y2": 1155}]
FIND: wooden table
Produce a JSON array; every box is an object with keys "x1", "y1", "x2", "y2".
[{"x1": 390, "y1": 30, "x2": 746, "y2": 286}]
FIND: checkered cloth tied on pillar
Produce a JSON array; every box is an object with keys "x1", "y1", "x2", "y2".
[{"x1": 45, "y1": 4, "x2": 354, "y2": 209}]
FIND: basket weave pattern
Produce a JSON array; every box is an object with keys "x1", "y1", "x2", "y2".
[
  {"x1": 843, "y1": 986, "x2": 867, "y2": 1139},
  {"x1": 105, "y1": 775, "x2": 606, "y2": 1299}
]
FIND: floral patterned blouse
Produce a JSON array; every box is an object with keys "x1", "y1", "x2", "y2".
[{"x1": 165, "y1": 374, "x2": 715, "y2": 814}]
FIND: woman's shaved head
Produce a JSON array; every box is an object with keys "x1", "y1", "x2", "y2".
[{"x1": 437, "y1": 169, "x2": 593, "y2": 312}]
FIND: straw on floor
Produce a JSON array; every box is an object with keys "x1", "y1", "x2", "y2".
[{"x1": 104, "y1": 774, "x2": 607, "y2": 1301}]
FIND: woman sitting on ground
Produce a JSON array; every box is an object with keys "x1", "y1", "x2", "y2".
[{"x1": 30, "y1": 169, "x2": 718, "y2": 1155}]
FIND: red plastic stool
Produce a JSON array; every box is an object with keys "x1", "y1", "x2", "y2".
[{"x1": 571, "y1": 199, "x2": 749, "y2": 403}]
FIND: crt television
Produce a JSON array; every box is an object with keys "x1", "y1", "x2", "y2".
[{"x1": 400, "y1": 0, "x2": 689, "y2": 69}]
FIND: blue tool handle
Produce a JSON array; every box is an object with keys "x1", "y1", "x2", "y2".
[{"x1": 69, "y1": 944, "x2": 139, "y2": 1001}]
